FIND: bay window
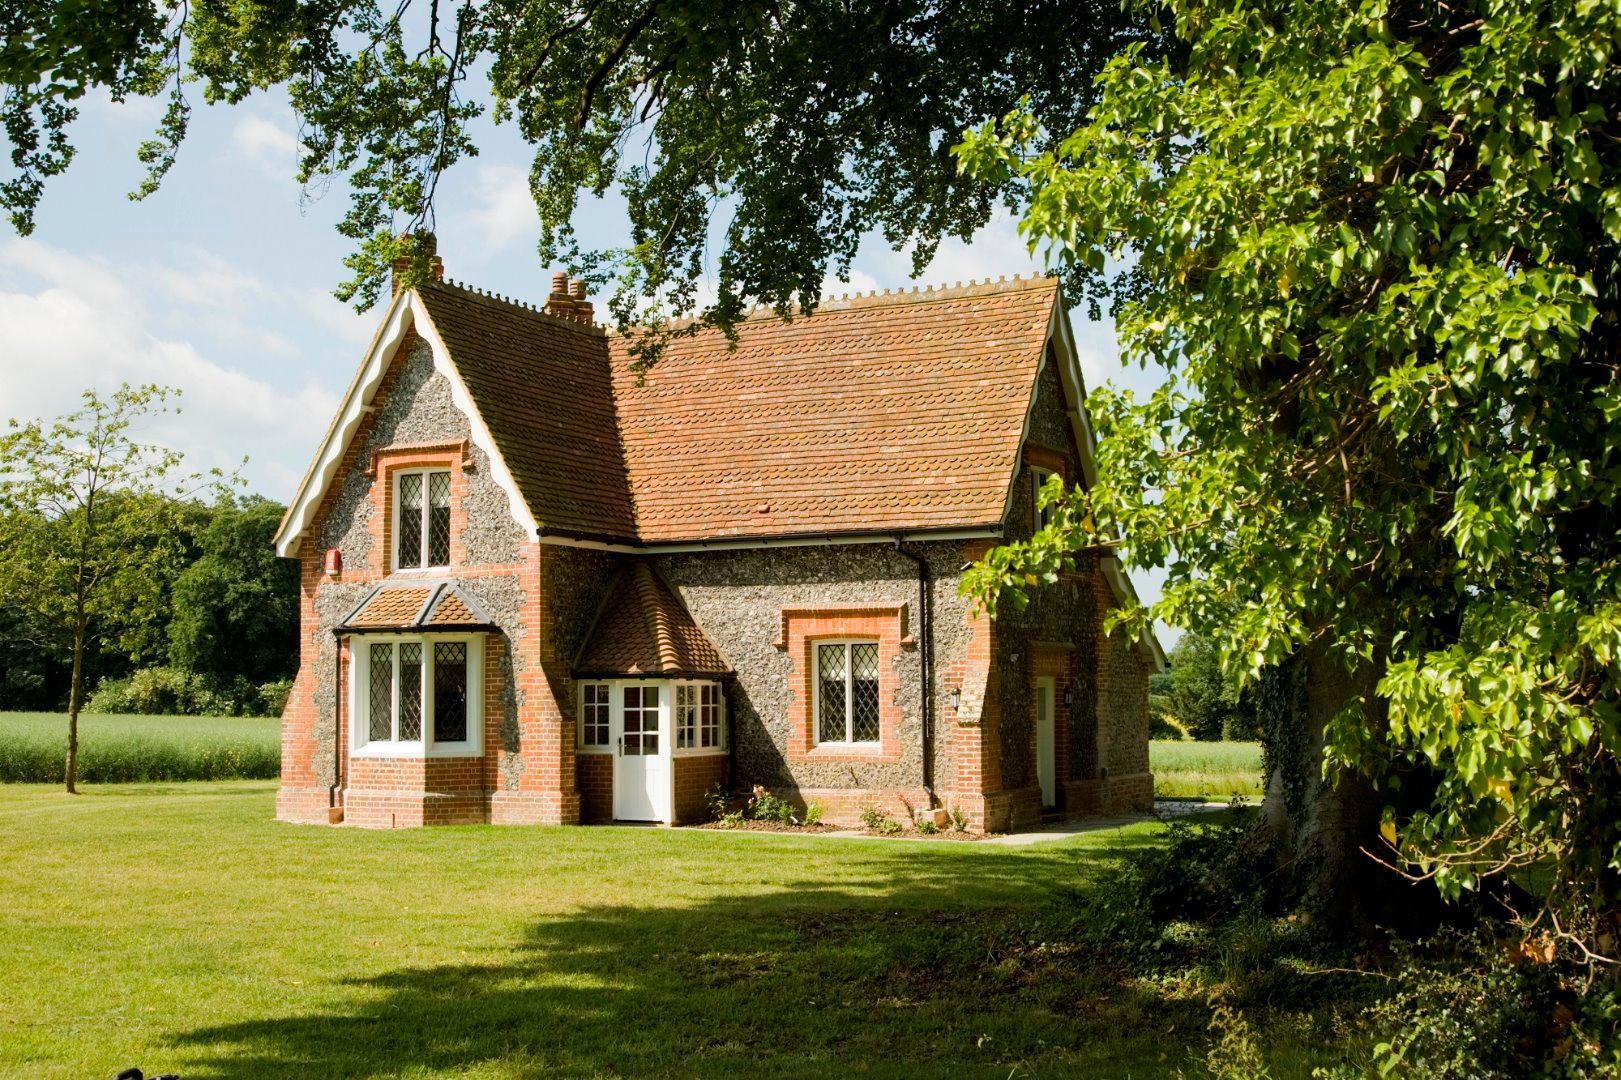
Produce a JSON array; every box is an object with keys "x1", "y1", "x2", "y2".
[{"x1": 354, "y1": 635, "x2": 482, "y2": 755}]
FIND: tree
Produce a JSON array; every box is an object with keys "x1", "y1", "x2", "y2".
[
  {"x1": 168, "y1": 496, "x2": 298, "y2": 685},
  {"x1": 958, "y1": 0, "x2": 1621, "y2": 955},
  {"x1": 1167, "y1": 634, "x2": 1238, "y2": 742},
  {"x1": 0, "y1": 0, "x2": 1159, "y2": 343},
  {"x1": 0, "y1": 385, "x2": 223, "y2": 791}
]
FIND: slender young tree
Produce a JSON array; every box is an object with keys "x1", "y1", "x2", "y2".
[{"x1": 0, "y1": 385, "x2": 225, "y2": 791}]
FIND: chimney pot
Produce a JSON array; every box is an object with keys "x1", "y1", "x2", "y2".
[
  {"x1": 551, "y1": 271, "x2": 568, "y2": 294},
  {"x1": 569, "y1": 278, "x2": 586, "y2": 300}
]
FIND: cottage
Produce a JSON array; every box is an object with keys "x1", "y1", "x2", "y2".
[{"x1": 273, "y1": 246, "x2": 1163, "y2": 831}]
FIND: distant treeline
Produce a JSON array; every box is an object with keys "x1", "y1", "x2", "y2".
[
  {"x1": 1149, "y1": 634, "x2": 1260, "y2": 742},
  {"x1": 0, "y1": 496, "x2": 297, "y2": 716}
]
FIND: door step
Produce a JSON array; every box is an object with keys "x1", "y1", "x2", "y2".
[{"x1": 1040, "y1": 809, "x2": 1065, "y2": 824}]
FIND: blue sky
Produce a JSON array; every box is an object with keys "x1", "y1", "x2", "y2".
[{"x1": 0, "y1": 90, "x2": 1172, "y2": 632}]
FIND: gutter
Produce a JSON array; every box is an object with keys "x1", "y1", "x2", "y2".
[{"x1": 892, "y1": 539, "x2": 937, "y2": 807}]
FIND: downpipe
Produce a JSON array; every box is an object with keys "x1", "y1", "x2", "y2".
[{"x1": 893, "y1": 539, "x2": 936, "y2": 809}]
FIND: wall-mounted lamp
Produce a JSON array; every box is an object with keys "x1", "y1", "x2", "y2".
[
  {"x1": 1063, "y1": 688, "x2": 1073, "y2": 708},
  {"x1": 947, "y1": 686, "x2": 962, "y2": 710}
]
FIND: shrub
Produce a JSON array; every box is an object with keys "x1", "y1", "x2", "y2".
[
  {"x1": 1352, "y1": 931, "x2": 1621, "y2": 1079},
  {"x1": 916, "y1": 818, "x2": 938, "y2": 835},
  {"x1": 747, "y1": 785, "x2": 796, "y2": 825},
  {"x1": 859, "y1": 804, "x2": 902, "y2": 835},
  {"x1": 703, "y1": 783, "x2": 733, "y2": 823},
  {"x1": 802, "y1": 801, "x2": 823, "y2": 826},
  {"x1": 949, "y1": 805, "x2": 969, "y2": 833},
  {"x1": 257, "y1": 678, "x2": 294, "y2": 718},
  {"x1": 86, "y1": 668, "x2": 286, "y2": 717},
  {"x1": 716, "y1": 811, "x2": 745, "y2": 829}
]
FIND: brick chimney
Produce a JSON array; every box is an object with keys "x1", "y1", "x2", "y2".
[
  {"x1": 391, "y1": 232, "x2": 444, "y2": 297},
  {"x1": 544, "y1": 271, "x2": 594, "y2": 323},
  {"x1": 569, "y1": 278, "x2": 593, "y2": 322}
]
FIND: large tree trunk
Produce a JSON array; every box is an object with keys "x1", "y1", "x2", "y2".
[{"x1": 1255, "y1": 637, "x2": 1431, "y2": 934}]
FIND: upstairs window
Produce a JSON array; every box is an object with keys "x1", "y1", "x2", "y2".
[
  {"x1": 1031, "y1": 466, "x2": 1056, "y2": 532},
  {"x1": 396, "y1": 468, "x2": 451, "y2": 569},
  {"x1": 816, "y1": 640, "x2": 881, "y2": 745}
]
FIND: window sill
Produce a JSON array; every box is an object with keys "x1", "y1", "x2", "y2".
[
  {"x1": 351, "y1": 743, "x2": 483, "y2": 759},
  {"x1": 674, "y1": 746, "x2": 728, "y2": 758},
  {"x1": 578, "y1": 745, "x2": 613, "y2": 756},
  {"x1": 799, "y1": 742, "x2": 895, "y2": 762}
]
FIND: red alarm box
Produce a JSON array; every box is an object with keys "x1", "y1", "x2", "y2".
[{"x1": 324, "y1": 548, "x2": 342, "y2": 575}]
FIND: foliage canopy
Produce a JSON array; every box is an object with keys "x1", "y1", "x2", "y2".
[
  {"x1": 958, "y1": 0, "x2": 1621, "y2": 961},
  {"x1": 0, "y1": 0, "x2": 1157, "y2": 341}
]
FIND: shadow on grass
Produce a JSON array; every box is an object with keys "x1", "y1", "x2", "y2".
[{"x1": 174, "y1": 841, "x2": 1204, "y2": 1078}]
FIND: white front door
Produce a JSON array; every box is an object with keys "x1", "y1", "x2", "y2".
[
  {"x1": 613, "y1": 683, "x2": 671, "y2": 822},
  {"x1": 1036, "y1": 677, "x2": 1056, "y2": 808}
]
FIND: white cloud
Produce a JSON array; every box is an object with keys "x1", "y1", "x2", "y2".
[
  {"x1": 0, "y1": 238, "x2": 339, "y2": 498},
  {"x1": 232, "y1": 114, "x2": 299, "y2": 173},
  {"x1": 463, "y1": 163, "x2": 537, "y2": 252}
]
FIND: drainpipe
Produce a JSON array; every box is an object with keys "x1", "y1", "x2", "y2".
[
  {"x1": 329, "y1": 630, "x2": 344, "y2": 821},
  {"x1": 892, "y1": 539, "x2": 936, "y2": 806}
]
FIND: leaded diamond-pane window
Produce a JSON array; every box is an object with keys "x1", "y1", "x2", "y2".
[
  {"x1": 369, "y1": 643, "x2": 394, "y2": 741},
  {"x1": 395, "y1": 468, "x2": 451, "y2": 569},
  {"x1": 434, "y1": 642, "x2": 468, "y2": 743},
  {"x1": 816, "y1": 640, "x2": 881, "y2": 745},
  {"x1": 427, "y1": 472, "x2": 451, "y2": 566},
  {"x1": 359, "y1": 637, "x2": 478, "y2": 750},
  {"x1": 850, "y1": 643, "x2": 881, "y2": 742},
  {"x1": 397, "y1": 473, "x2": 423, "y2": 569},
  {"x1": 817, "y1": 643, "x2": 847, "y2": 743},
  {"x1": 397, "y1": 643, "x2": 423, "y2": 740}
]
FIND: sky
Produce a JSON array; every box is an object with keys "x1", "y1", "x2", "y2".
[{"x1": 0, "y1": 89, "x2": 1173, "y2": 637}]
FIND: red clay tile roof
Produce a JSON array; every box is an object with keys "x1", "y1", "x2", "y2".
[
  {"x1": 574, "y1": 562, "x2": 731, "y2": 677},
  {"x1": 606, "y1": 279, "x2": 1059, "y2": 543},
  {"x1": 341, "y1": 582, "x2": 493, "y2": 631},
  {"x1": 416, "y1": 282, "x2": 636, "y2": 539},
  {"x1": 411, "y1": 276, "x2": 1060, "y2": 545}
]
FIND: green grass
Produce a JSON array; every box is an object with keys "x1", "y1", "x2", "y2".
[
  {"x1": 0, "y1": 782, "x2": 1347, "y2": 1078},
  {"x1": 1151, "y1": 739, "x2": 1265, "y2": 800},
  {"x1": 0, "y1": 711, "x2": 279, "y2": 783}
]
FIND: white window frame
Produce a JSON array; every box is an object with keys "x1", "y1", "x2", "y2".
[
  {"x1": 578, "y1": 681, "x2": 612, "y2": 752},
  {"x1": 1031, "y1": 466, "x2": 1056, "y2": 532},
  {"x1": 350, "y1": 633, "x2": 483, "y2": 757},
  {"x1": 580, "y1": 678, "x2": 725, "y2": 756},
  {"x1": 392, "y1": 467, "x2": 453, "y2": 572},
  {"x1": 812, "y1": 638, "x2": 882, "y2": 747}
]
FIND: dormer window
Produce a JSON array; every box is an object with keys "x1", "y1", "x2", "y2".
[{"x1": 396, "y1": 468, "x2": 451, "y2": 570}]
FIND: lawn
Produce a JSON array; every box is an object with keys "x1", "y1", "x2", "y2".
[
  {"x1": 0, "y1": 782, "x2": 1344, "y2": 1079},
  {"x1": 1150, "y1": 739, "x2": 1265, "y2": 800},
  {"x1": 0, "y1": 711, "x2": 279, "y2": 782}
]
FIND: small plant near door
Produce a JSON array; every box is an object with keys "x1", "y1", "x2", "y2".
[
  {"x1": 747, "y1": 784, "x2": 797, "y2": 825},
  {"x1": 949, "y1": 805, "x2": 970, "y2": 833},
  {"x1": 704, "y1": 784, "x2": 745, "y2": 828},
  {"x1": 859, "y1": 803, "x2": 903, "y2": 835},
  {"x1": 803, "y1": 801, "x2": 824, "y2": 826}
]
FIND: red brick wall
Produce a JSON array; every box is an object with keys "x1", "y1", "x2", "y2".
[
  {"x1": 577, "y1": 753, "x2": 613, "y2": 823},
  {"x1": 673, "y1": 753, "x2": 727, "y2": 824}
]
